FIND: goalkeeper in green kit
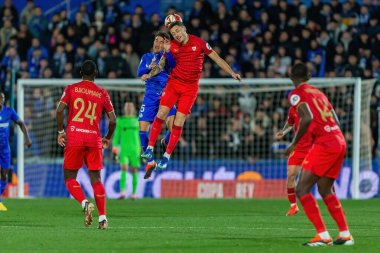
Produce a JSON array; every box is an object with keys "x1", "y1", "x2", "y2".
[{"x1": 112, "y1": 102, "x2": 141, "y2": 200}]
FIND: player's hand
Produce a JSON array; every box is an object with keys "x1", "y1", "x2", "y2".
[
  {"x1": 25, "y1": 138, "x2": 32, "y2": 148},
  {"x1": 285, "y1": 143, "x2": 296, "y2": 156},
  {"x1": 102, "y1": 138, "x2": 111, "y2": 149},
  {"x1": 149, "y1": 59, "x2": 156, "y2": 69},
  {"x1": 141, "y1": 74, "x2": 151, "y2": 81},
  {"x1": 275, "y1": 131, "x2": 284, "y2": 140},
  {"x1": 164, "y1": 39, "x2": 171, "y2": 52},
  {"x1": 57, "y1": 133, "x2": 66, "y2": 147},
  {"x1": 231, "y1": 73, "x2": 241, "y2": 81}
]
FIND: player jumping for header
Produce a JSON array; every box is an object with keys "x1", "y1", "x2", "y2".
[
  {"x1": 137, "y1": 31, "x2": 177, "y2": 179},
  {"x1": 141, "y1": 21, "x2": 241, "y2": 173}
]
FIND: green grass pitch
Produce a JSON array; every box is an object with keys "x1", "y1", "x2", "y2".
[{"x1": 1, "y1": 199, "x2": 379, "y2": 253}]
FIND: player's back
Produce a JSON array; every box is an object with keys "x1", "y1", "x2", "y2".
[
  {"x1": 61, "y1": 80, "x2": 113, "y2": 148},
  {"x1": 290, "y1": 83, "x2": 343, "y2": 143}
]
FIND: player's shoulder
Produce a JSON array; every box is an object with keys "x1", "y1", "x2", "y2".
[
  {"x1": 142, "y1": 52, "x2": 153, "y2": 59},
  {"x1": 288, "y1": 89, "x2": 302, "y2": 107}
]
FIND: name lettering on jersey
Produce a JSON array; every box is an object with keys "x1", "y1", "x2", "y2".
[
  {"x1": 290, "y1": 94, "x2": 301, "y2": 106},
  {"x1": 74, "y1": 87, "x2": 102, "y2": 98},
  {"x1": 192, "y1": 46, "x2": 197, "y2": 51}
]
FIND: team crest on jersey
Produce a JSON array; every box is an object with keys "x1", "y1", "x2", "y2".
[
  {"x1": 290, "y1": 94, "x2": 300, "y2": 106},
  {"x1": 192, "y1": 46, "x2": 197, "y2": 51},
  {"x1": 173, "y1": 49, "x2": 179, "y2": 53}
]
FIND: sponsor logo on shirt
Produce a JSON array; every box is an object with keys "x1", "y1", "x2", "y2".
[
  {"x1": 0, "y1": 122, "x2": 9, "y2": 128},
  {"x1": 192, "y1": 46, "x2": 197, "y2": 51},
  {"x1": 74, "y1": 128, "x2": 97, "y2": 134},
  {"x1": 71, "y1": 126, "x2": 75, "y2": 132},
  {"x1": 290, "y1": 94, "x2": 300, "y2": 106},
  {"x1": 324, "y1": 125, "x2": 339, "y2": 132}
]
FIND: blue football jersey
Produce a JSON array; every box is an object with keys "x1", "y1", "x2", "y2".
[
  {"x1": 137, "y1": 52, "x2": 175, "y2": 105},
  {"x1": 0, "y1": 106, "x2": 19, "y2": 147}
]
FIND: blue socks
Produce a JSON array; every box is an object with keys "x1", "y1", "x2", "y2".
[{"x1": 139, "y1": 131, "x2": 149, "y2": 152}]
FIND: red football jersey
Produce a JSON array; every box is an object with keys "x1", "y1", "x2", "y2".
[
  {"x1": 169, "y1": 34, "x2": 213, "y2": 84},
  {"x1": 287, "y1": 106, "x2": 313, "y2": 151},
  {"x1": 60, "y1": 80, "x2": 114, "y2": 148},
  {"x1": 288, "y1": 83, "x2": 343, "y2": 144}
]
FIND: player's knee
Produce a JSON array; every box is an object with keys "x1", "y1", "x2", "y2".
[
  {"x1": 174, "y1": 114, "x2": 186, "y2": 126},
  {"x1": 317, "y1": 186, "x2": 331, "y2": 198},
  {"x1": 157, "y1": 109, "x2": 169, "y2": 120}
]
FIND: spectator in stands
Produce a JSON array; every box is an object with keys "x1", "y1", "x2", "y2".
[
  {"x1": 20, "y1": 0, "x2": 35, "y2": 25},
  {"x1": 122, "y1": 43, "x2": 139, "y2": 78},
  {"x1": 28, "y1": 7, "x2": 48, "y2": 45}
]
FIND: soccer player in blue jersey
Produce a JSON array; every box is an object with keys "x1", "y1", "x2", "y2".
[
  {"x1": 137, "y1": 31, "x2": 176, "y2": 179},
  {"x1": 0, "y1": 91, "x2": 32, "y2": 211}
]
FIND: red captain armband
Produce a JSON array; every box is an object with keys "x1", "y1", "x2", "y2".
[{"x1": 112, "y1": 147, "x2": 118, "y2": 154}]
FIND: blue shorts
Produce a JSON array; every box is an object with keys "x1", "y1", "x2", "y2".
[
  {"x1": 138, "y1": 100, "x2": 177, "y2": 122},
  {"x1": 0, "y1": 145, "x2": 11, "y2": 169}
]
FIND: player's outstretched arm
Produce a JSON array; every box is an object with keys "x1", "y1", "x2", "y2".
[
  {"x1": 285, "y1": 103, "x2": 313, "y2": 156},
  {"x1": 16, "y1": 120, "x2": 32, "y2": 148},
  {"x1": 103, "y1": 111, "x2": 117, "y2": 149},
  {"x1": 208, "y1": 51, "x2": 241, "y2": 81},
  {"x1": 56, "y1": 102, "x2": 67, "y2": 147}
]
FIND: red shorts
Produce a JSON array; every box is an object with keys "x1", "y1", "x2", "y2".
[
  {"x1": 160, "y1": 79, "x2": 198, "y2": 115},
  {"x1": 288, "y1": 149, "x2": 308, "y2": 166},
  {"x1": 63, "y1": 146, "x2": 103, "y2": 170},
  {"x1": 301, "y1": 142, "x2": 346, "y2": 179}
]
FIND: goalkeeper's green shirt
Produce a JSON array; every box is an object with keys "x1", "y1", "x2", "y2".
[{"x1": 112, "y1": 116, "x2": 141, "y2": 153}]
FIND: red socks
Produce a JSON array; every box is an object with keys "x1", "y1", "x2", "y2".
[
  {"x1": 323, "y1": 194, "x2": 348, "y2": 232},
  {"x1": 148, "y1": 117, "x2": 164, "y2": 147},
  {"x1": 300, "y1": 193, "x2": 327, "y2": 233},
  {"x1": 166, "y1": 125, "x2": 183, "y2": 155},
  {"x1": 65, "y1": 178, "x2": 86, "y2": 204},
  {"x1": 92, "y1": 181, "x2": 106, "y2": 216},
  {"x1": 287, "y1": 187, "x2": 296, "y2": 205}
]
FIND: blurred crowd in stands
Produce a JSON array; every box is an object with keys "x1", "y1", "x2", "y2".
[{"x1": 0, "y1": 0, "x2": 378, "y2": 161}]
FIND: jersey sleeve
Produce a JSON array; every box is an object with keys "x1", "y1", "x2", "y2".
[
  {"x1": 199, "y1": 39, "x2": 213, "y2": 55},
  {"x1": 288, "y1": 90, "x2": 304, "y2": 109},
  {"x1": 103, "y1": 90, "x2": 114, "y2": 113},
  {"x1": 10, "y1": 108, "x2": 20, "y2": 122},
  {"x1": 137, "y1": 54, "x2": 151, "y2": 77},
  {"x1": 60, "y1": 86, "x2": 70, "y2": 105}
]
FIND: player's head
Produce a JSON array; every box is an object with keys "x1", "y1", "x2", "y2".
[
  {"x1": 290, "y1": 62, "x2": 311, "y2": 86},
  {"x1": 168, "y1": 21, "x2": 187, "y2": 44},
  {"x1": 153, "y1": 31, "x2": 170, "y2": 53},
  {"x1": 80, "y1": 60, "x2": 98, "y2": 80},
  {"x1": 124, "y1": 102, "x2": 136, "y2": 116}
]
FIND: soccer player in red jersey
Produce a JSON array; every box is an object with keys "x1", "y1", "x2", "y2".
[
  {"x1": 56, "y1": 60, "x2": 116, "y2": 230},
  {"x1": 285, "y1": 63, "x2": 353, "y2": 246},
  {"x1": 276, "y1": 106, "x2": 313, "y2": 216},
  {"x1": 141, "y1": 21, "x2": 241, "y2": 176}
]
